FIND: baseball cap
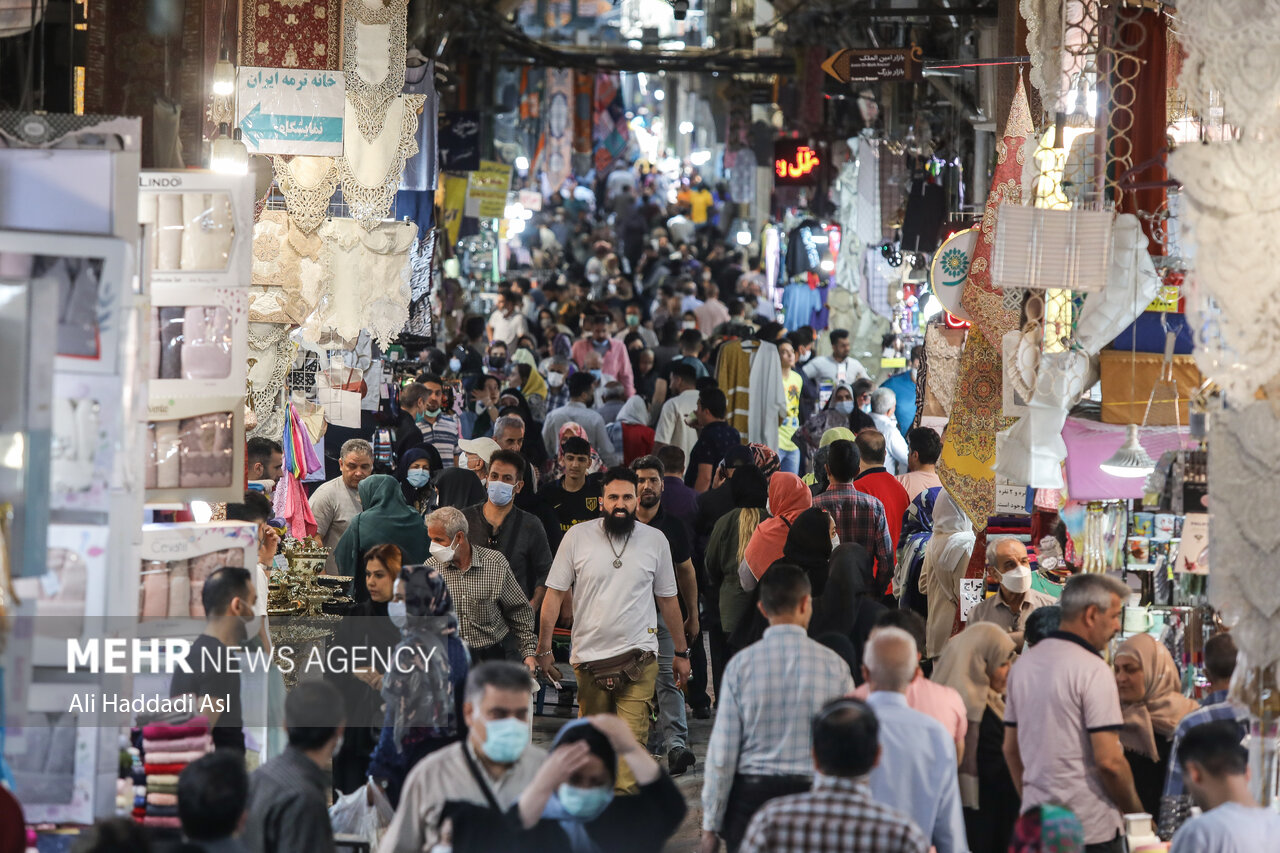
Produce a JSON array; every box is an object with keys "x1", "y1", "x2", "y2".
[{"x1": 458, "y1": 437, "x2": 500, "y2": 465}]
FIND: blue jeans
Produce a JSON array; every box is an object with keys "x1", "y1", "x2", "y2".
[{"x1": 778, "y1": 447, "x2": 801, "y2": 475}]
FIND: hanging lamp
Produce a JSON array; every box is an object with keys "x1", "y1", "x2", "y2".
[{"x1": 1099, "y1": 424, "x2": 1155, "y2": 478}]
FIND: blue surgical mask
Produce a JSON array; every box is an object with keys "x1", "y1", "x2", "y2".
[
  {"x1": 448, "y1": 357, "x2": 462, "y2": 373},
  {"x1": 387, "y1": 600, "x2": 407, "y2": 629},
  {"x1": 487, "y1": 480, "x2": 515, "y2": 506},
  {"x1": 589, "y1": 368, "x2": 603, "y2": 381},
  {"x1": 407, "y1": 468, "x2": 432, "y2": 488},
  {"x1": 833, "y1": 400, "x2": 854, "y2": 415},
  {"x1": 860, "y1": 403, "x2": 872, "y2": 414},
  {"x1": 424, "y1": 407, "x2": 442, "y2": 418},
  {"x1": 556, "y1": 784, "x2": 614, "y2": 820},
  {"x1": 479, "y1": 717, "x2": 530, "y2": 764}
]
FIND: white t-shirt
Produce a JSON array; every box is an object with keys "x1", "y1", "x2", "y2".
[
  {"x1": 545, "y1": 518, "x2": 678, "y2": 664},
  {"x1": 654, "y1": 389, "x2": 700, "y2": 462},
  {"x1": 1170, "y1": 802, "x2": 1280, "y2": 853},
  {"x1": 488, "y1": 309, "x2": 528, "y2": 346}
]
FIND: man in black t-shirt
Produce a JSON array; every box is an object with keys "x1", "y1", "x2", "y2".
[
  {"x1": 538, "y1": 435, "x2": 602, "y2": 552},
  {"x1": 169, "y1": 565, "x2": 258, "y2": 752},
  {"x1": 632, "y1": 454, "x2": 700, "y2": 776}
]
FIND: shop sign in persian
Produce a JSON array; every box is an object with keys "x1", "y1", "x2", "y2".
[
  {"x1": 466, "y1": 160, "x2": 512, "y2": 220},
  {"x1": 821, "y1": 47, "x2": 922, "y2": 84},
  {"x1": 235, "y1": 68, "x2": 345, "y2": 155}
]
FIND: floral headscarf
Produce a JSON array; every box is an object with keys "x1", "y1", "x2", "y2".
[
  {"x1": 552, "y1": 421, "x2": 604, "y2": 479},
  {"x1": 381, "y1": 564, "x2": 457, "y2": 750},
  {"x1": 1009, "y1": 804, "x2": 1085, "y2": 853}
]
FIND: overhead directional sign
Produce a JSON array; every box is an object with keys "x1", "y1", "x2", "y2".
[
  {"x1": 236, "y1": 67, "x2": 345, "y2": 156},
  {"x1": 822, "y1": 47, "x2": 923, "y2": 84}
]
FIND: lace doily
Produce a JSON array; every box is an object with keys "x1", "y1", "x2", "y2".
[
  {"x1": 923, "y1": 324, "x2": 963, "y2": 416},
  {"x1": 1020, "y1": 0, "x2": 1063, "y2": 113},
  {"x1": 1170, "y1": 140, "x2": 1280, "y2": 399},
  {"x1": 313, "y1": 218, "x2": 416, "y2": 348},
  {"x1": 337, "y1": 93, "x2": 425, "y2": 230},
  {"x1": 1210, "y1": 400, "x2": 1280, "y2": 666},
  {"x1": 344, "y1": 0, "x2": 409, "y2": 142},
  {"x1": 1177, "y1": 0, "x2": 1280, "y2": 135},
  {"x1": 250, "y1": 210, "x2": 331, "y2": 325},
  {"x1": 247, "y1": 322, "x2": 293, "y2": 441},
  {"x1": 272, "y1": 155, "x2": 339, "y2": 233}
]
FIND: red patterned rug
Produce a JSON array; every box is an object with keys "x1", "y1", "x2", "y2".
[{"x1": 239, "y1": 0, "x2": 342, "y2": 71}]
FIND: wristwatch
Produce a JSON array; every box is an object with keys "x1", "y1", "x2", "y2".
[{"x1": 673, "y1": 649, "x2": 691, "y2": 659}]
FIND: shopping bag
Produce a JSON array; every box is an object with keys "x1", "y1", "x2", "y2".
[{"x1": 329, "y1": 778, "x2": 394, "y2": 847}]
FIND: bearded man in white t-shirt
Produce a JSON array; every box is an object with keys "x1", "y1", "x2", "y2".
[{"x1": 535, "y1": 466, "x2": 691, "y2": 794}]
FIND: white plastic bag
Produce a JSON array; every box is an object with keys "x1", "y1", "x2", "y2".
[{"x1": 329, "y1": 778, "x2": 394, "y2": 847}]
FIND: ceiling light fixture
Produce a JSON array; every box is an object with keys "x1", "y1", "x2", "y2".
[
  {"x1": 212, "y1": 51, "x2": 236, "y2": 97},
  {"x1": 1099, "y1": 424, "x2": 1155, "y2": 478}
]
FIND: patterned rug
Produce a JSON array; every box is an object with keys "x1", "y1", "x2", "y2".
[{"x1": 239, "y1": 0, "x2": 342, "y2": 71}]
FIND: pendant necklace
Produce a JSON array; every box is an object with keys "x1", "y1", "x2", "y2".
[{"x1": 607, "y1": 530, "x2": 632, "y2": 568}]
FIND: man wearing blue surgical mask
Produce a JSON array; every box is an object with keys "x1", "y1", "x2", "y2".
[
  {"x1": 379, "y1": 662, "x2": 546, "y2": 853},
  {"x1": 461, "y1": 450, "x2": 554, "y2": 622}
]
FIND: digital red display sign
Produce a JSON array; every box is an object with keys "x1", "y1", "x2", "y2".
[{"x1": 774, "y1": 140, "x2": 821, "y2": 186}]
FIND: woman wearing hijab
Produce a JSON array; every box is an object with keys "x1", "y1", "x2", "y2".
[
  {"x1": 395, "y1": 446, "x2": 443, "y2": 518},
  {"x1": 742, "y1": 472, "x2": 813, "y2": 582},
  {"x1": 802, "y1": 426, "x2": 857, "y2": 491},
  {"x1": 508, "y1": 715, "x2": 684, "y2": 853},
  {"x1": 330, "y1": 544, "x2": 404, "y2": 794},
  {"x1": 335, "y1": 474, "x2": 431, "y2": 603},
  {"x1": 932, "y1": 622, "x2": 1019, "y2": 852},
  {"x1": 367, "y1": 564, "x2": 469, "y2": 808},
  {"x1": 1009, "y1": 805, "x2": 1086, "y2": 853},
  {"x1": 897, "y1": 485, "x2": 942, "y2": 619},
  {"x1": 704, "y1": 465, "x2": 769, "y2": 642},
  {"x1": 552, "y1": 422, "x2": 604, "y2": 479},
  {"x1": 1114, "y1": 632, "x2": 1199, "y2": 815},
  {"x1": 920, "y1": 491, "x2": 977, "y2": 661},
  {"x1": 811, "y1": 542, "x2": 888, "y2": 683},
  {"x1": 433, "y1": 465, "x2": 487, "y2": 511},
  {"x1": 797, "y1": 383, "x2": 857, "y2": 461},
  {"x1": 511, "y1": 352, "x2": 548, "y2": 421},
  {"x1": 496, "y1": 386, "x2": 549, "y2": 472},
  {"x1": 605, "y1": 396, "x2": 654, "y2": 465}
]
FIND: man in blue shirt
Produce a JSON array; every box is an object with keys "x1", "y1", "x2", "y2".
[{"x1": 863, "y1": 626, "x2": 969, "y2": 853}]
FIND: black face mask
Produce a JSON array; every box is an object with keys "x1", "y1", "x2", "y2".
[{"x1": 489, "y1": 356, "x2": 507, "y2": 370}]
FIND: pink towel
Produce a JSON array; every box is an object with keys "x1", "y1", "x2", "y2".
[
  {"x1": 140, "y1": 717, "x2": 210, "y2": 741},
  {"x1": 145, "y1": 749, "x2": 208, "y2": 764},
  {"x1": 146, "y1": 793, "x2": 178, "y2": 807},
  {"x1": 142, "y1": 734, "x2": 210, "y2": 753},
  {"x1": 279, "y1": 470, "x2": 317, "y2": 540}
]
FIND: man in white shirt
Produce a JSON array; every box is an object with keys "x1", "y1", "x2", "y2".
[
  {"x1": 870, "y1": 388, "x2": 910, "y2": 475},
  {"x1": 541, "y1": 371, "x2": 619, "y2": 466},
  {"x1": 694, "y1": 282, "x2": 731, "y2": 335},
  {"x1": 653, "y1": 361, "x2": 701, "y2": 462},
  {"x1": 310, "y1": 439, "x2": 372, "y2": 574},
  {"x1": 378, "y1": 663, "x2": 546, "y2": 853},
  {"x1": 1169, "y1": 718, "x2": 1280, "y2": 852},
  {"x1": 803, "y1": 329, "x2": 870, "y2": 386},
  {"x1": 535, "y1": 466, "x2": 690, "y2": 794},
  {"x1": 487, "y1": 290, "x2": 529, "y2": 347}
]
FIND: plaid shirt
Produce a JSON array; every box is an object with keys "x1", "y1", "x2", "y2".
[
  {"x1": 740, "y1": 776, "x2": 929, "y2": 853},
  {"x1": 703, "y1": 625, "x2": 855, "y2": 833},
  {"x1": 813, "y1": 483, "x2": 896, "y2": 595},
  {"x1": 545, "y1": 383, "x2": 570, "y2": 414},
  {"x1": 1157, "y1": 691, "x2": 1250, "y2": 839},
  {"x1": 432, "y1": 544, "x2": 537, "y2": 657}
]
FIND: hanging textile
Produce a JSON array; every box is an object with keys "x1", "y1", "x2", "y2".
[
  {"x1": 541, "y1": 69, "x2": 575, "y2": 196},
  {"x1": 592, "y1": 72, "x2": 629, "y2": 176},
  {"x1": 274, "y1": 403, "x2": 321, "y2": 540},
  {"x1": 247, "y1": 323, "x2": 294, "y2": 442},
  {"x1": 573, "y1": 71, "x2": 594, "y2": 160},
  {"x1": 938, "y1": 79, "x2": 1033, "y2": 530},
  {"x1": 309, "y1": 218, "x2": 417, "y2": 349},
  {"x1": 250, "y1": 209, "x2": 330, "y2": 325},
  {"x1": 343, "y1": 0, "x2": 410, "y2": 142},
  {"x1": 400, "y1": 59, "x2": 439, "y2": 193},
  {"x1": 336, "y1": 94, "x2": 426, "y2": 230},
  {"x1": 239, "y1": 0, "x2": 341, "y2": 71},
  {"x1": 272, "y1": 156, "x2": 340, "y2": 234}
]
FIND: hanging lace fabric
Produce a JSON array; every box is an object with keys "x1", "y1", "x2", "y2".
[
  {"x1": 247, "y1": 322, "x2": 294, "y2": 441},
  {"x1": 250, "y1": 210, "x2": 331, "y2": 325},
  {"x1": 272, "y1": 156, "x2": 340, "y2": 234},
  {"x1": 344, "y1": 0, "x2": 410, "y2": 142},
  {"x1": 308, "y1": 218, "x2": 416, "y2": 348},
  {"x1": 337, "y1": 94, "x2": 425, "y2": 229},
  {"x1": 404, "y1": 228, "x2": 437, "y2": 337}
]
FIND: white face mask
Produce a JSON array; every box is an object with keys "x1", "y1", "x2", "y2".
[
  {"x1": 1000, "y1": 565, "x2": 1032, "y2": 594},
  {"x1": 430, "y1": 534, "x2": 459, "y2": 564},
  {"x1": 831, "y1": 535, "x2": 840, "y2": 549}
]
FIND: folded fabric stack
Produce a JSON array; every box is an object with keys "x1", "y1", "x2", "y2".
[
  {"x1": 137, "y1": 718, "x2": 211, "y2": 828},
  {"x1": 123, "y1": 744, "x2": 146, "y2": 820}
]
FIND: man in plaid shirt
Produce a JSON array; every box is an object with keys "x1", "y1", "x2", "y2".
[
  {"x1": 813, "y1": 439, "x2": 896, "y2": 597},
  {"x1": 739, "y1": 698, "x2": 927, "y2": 853}
]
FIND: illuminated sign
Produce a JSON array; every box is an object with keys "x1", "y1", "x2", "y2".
[{"x1": 773, "y1": 139, "x2": 821, "y2": 186}]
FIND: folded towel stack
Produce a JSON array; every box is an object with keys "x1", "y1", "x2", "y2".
[{"x1": 136, "y1": 717, "x2": 212, "y2": 826}]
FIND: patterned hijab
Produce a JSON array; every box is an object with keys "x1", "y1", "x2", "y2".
[
  {"x1": 1115, "y1": 632, "x2": 1199, "y2": 760},
  {"x1": 553, "y1": 421, "x2": 604, "y2": 478},
  {"x1": 380, "y1": 564, "x2": 458, "y2": 750}
]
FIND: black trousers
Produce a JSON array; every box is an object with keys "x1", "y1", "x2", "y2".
[
  {"x1": 470, "y1": 643, "x2": 510, "y2": 664},
  {"x1": 722, "y1": 774, "x2": 812, "y2": 852},
  {"x1": 1084, "y1": 835, "x2": 1125, "y2": 853}
]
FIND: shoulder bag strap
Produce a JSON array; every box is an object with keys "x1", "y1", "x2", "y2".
[{"x1": 460, "y1": 743, "x2": 503, "y2": 812}]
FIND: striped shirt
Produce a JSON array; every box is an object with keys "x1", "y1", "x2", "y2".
[
  {"x1": 702, "y1": 624, "x2": 855, "y2": 833},
  {"x1": 418, "y1": 413, "x2": 461, "y2": 468},
  {"x1": 740, "y1": 775, "x2": 928, "y2": 853},
  {"x1": 431, "y1": 544, "x2": 536, "y2": 657}
]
